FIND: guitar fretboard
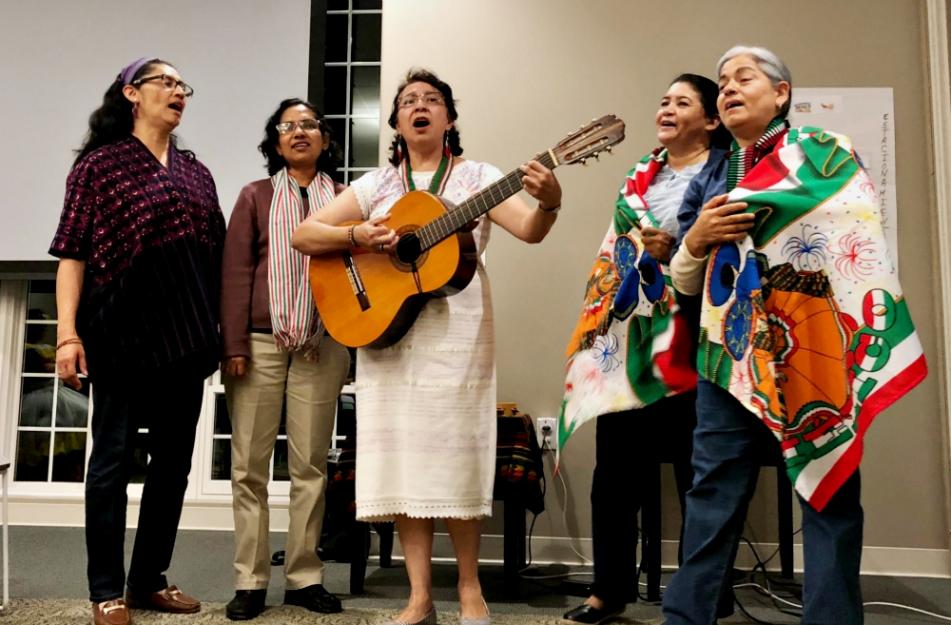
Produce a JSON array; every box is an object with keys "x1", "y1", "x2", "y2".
[{"x1": 416, "y1": 151, "x2": 557, "y2": 250}]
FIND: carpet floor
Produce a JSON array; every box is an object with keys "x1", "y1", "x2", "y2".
[{"x1": 2, "y1": 598, "x2": 655, "y2": 625}]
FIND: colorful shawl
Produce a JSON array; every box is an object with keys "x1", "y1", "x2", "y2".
[
  {"x1": 699, "y1": 126, "x2": 925, "y2": 510},
  {"x1": 267, "y1": 168, "x2": 337, "y2": 357},
  {"x1": 558, "y1": 149, "x2": 698, "y2": 452}
]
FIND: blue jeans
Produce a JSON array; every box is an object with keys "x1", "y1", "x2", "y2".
[
  {"x1": 85, "y1": 372, "x2": 204, "y2": 602},
  {"x1": 662, "y1": 380, "x2": 864, "y2": 625}
]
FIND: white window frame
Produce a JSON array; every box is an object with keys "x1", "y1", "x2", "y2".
[{"x1": 326, "y1": 0, "x2": 382, "y2": 184}]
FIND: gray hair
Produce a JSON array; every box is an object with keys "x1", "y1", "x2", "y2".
[{"x1": 716, "y1": 45, "x2": 793, "y2": 118}]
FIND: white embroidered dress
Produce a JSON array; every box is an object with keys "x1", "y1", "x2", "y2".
[{"x1": 350, "y1": 160, "x2": 501, "y2": 521}]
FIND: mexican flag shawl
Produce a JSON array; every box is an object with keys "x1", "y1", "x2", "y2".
[
  {"x1": 699, "y1": 119, "x2": 926, "y2": 510},
  {"x1": 558, "y1": 148, "x2": 698, "y2": 457}
]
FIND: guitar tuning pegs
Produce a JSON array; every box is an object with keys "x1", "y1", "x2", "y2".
[
  {"x1": 580, "y1": 158, "x2": 588, "y2": 166},
  {"x1": 605, "y1": 146, "x2": 613, "y2": 154}
]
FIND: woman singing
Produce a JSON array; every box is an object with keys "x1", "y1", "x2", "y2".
[{"x1": 51, "y1": 57, "x2": 224, "y2": 625}]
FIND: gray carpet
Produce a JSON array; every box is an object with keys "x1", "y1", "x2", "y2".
[
  {"x1": 2, "y1": 599, "x2": 654, "y2": 624},
  {"x1": 6, "y1": 527, "x2": 951, "y2": 624}
]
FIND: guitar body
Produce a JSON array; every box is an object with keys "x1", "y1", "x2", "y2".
[
  {"x1": 309, "y1": 190, "x2": 478, "y2": 348},
  {"x1": 308, "y1": 114, "x2": 626, "y2": 348}
]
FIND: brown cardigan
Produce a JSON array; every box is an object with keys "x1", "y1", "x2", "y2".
[{"x1": 220, "y1": 178, "x2": 343, "y2": 359}]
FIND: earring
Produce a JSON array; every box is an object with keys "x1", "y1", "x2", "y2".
[
  {"x1": 443, "y1": 130, "x2": 451, "y2": 157},
  {"x1": 395, "y1": 135, "x2": 404, "y2": 162},
  {"x1": 132, "y1": 101, "x2": 140, "y2": 119}
]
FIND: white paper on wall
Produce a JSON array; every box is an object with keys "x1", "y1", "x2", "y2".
[{"x1": 789, "y1": 88, "x2": 898, "y2": 268}]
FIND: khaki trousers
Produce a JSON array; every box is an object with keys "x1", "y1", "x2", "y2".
[{"x1": 225, "y1": 333, "x2": 350, "y2": 590}]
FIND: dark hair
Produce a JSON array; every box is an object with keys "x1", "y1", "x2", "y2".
[
  {"x1": 73, "y1": 58, "x2": 187, "y2": 167},
  {"x1": 386, "y1": 68, "x2": 463, "y2": 167},
  {"x1": 259, "y1": 98, "x2": 341, "y2": 176},
  {"x1": 669, "y1": 73, "x2": 732, "y2": 150}
]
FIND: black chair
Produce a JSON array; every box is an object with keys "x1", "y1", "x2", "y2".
[{"x1": 640, "y1": 427, "x2": 794, "y2": 602}]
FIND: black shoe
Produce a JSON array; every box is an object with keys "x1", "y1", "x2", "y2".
[
  {"x1": 226, "y1": 589, "x2": 266, "y2": 621},
  {"x1": 284, "y1": 584, "x2": 342, "y2": 614},
  {"x1": 562, "y1": 602, "x2": 625, "y2": 624}
]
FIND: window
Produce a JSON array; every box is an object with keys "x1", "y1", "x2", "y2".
[
  {"x1": 321, "y1": 0, "x2": 383, "y2": 184},
  {"x1": 12, "y1": 280, "x2": 148, "y2": 486},
  {"x1": 16, "y1": 280, "x2": 88, "y2": 482}
]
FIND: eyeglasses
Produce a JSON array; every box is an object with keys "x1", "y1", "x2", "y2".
[
  {"x1": 398, "y1": 91, "x2": 445, "y2": 109},
  {"x1": 275, "y1": 118, "x2": 324, "y2": 135},
  {"x1": 133, "y1": 73, "x2": 194, "y2": 97}
]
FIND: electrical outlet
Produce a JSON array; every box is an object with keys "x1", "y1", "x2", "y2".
[{"x1": 535, "y1": 417, "x2": 557, "y2": 452}]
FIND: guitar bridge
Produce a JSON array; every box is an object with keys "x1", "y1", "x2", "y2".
[{"x1": 343, "y1": 252, "x2": 371, "y2": 311}]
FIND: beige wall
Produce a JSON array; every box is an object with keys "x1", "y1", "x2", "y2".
[{"x1": 381, "y1": 0, "x2": 949, "y2": 561}]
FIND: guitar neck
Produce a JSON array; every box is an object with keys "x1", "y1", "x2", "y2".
[{"x1": 416, "y1": 150, "x2": 558, "y2": 251}]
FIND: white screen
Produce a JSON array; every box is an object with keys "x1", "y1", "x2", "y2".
[{"x1": 0, "y1": 0, "x2": 311, "y2": 261}]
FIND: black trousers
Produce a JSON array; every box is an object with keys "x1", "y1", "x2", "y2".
[
  {"x1": 589, "y1": 392, "x2": 697, "y2": 605},
  {"x1": 85, "y1": 371, "x2": 204, "y2": 602}
]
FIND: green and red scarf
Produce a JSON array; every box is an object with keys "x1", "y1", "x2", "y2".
[
  {"x1": 698, "y1": 124, "x2": 925, "y2": 510},
  {"x1": 558, "y1": 148, "x2": 697, "y2": 451}
]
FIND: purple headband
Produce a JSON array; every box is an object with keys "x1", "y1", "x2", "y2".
[{"x1": 118, "y1": 57, "x2": 153, "y2": 85}]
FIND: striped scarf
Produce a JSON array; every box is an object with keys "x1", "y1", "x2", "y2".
[
  {"x1": 267, "y1": 168, "x2": 337, "y2": 357},
  {"x1": 726, "y1": 117, "x2": 788, "y2": 191}
]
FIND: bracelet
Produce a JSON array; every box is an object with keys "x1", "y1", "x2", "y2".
[
  {"x1": 348, "y1": 225, "x2": 356, "y2": 247},
  {"x1": 539, "y1": 203, "x2": 561, "y2": 214},
  {"x1": 56, "y1": 337, "x2": 82, "y2": 351}
]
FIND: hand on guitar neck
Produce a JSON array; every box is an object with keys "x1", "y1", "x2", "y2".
[{"x1": 518, "y1": 159, "x2": 562, "y2": 213}]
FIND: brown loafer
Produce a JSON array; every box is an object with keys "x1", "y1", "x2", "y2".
[
  {"x1": 126, "y1": 585, "x2": 200, "y2": 614},
  {"x1": 92, "y1": 599, "x2": 132, "y2": 625}
]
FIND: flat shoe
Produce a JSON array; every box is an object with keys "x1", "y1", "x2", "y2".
[
  {"x1": 91, "y1": 599, "x2": 131, "y2": 625},
  {"x1": 460, "y1": 598, "x2": 491, "y2": 625},
  {"x1": 226, "y1": 589, "x2": 267, "y2": 620},
  {"x1": 562, "y1": 602, "x2": 625, "y2": 624},
  {"x1": 126, "y1": 585, "x2": 200, "y2": 614},
  {"x1": 284, "y1": 584, "x2": 342, "y2": 614}
]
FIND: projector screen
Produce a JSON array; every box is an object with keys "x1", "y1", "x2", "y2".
[{"x1": 0, "y1": 0, "x2": 311, "y2": 261}]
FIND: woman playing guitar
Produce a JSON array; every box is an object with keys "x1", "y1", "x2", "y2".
[{"x1": 292, "y1": 68, "x2": 562, "y2": 625}]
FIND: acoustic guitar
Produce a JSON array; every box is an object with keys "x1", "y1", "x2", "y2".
[{"x1": 310, "y1": 114, "x2": 626, "y2": 348}]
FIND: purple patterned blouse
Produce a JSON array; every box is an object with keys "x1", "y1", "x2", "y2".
[{"x1": 50, "y1": 136, "x2": 225, "y2": 379}]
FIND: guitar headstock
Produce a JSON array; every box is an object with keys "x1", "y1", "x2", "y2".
[{"x1": 552, "y1": 114, "x2": 626, "y2": 166}]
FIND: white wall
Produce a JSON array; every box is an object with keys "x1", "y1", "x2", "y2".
[
  {"x1": 381, "y1": 0, "x2": 950, "y2": 569},
  {"x1": 0, "y1": 0, "x2": 311, "y2": 261}
]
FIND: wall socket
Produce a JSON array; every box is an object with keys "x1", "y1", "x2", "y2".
[{"x1": 535, "y1": 417, "x2": 557, "y2": 452}]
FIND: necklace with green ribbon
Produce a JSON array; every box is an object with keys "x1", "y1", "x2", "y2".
[{"x1": 399, "y1": 150, "x2": 454, "y2": 195}]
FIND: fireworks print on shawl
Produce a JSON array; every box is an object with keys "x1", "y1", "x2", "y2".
[
  {"x1": 699, "y1": 126, "x2": 925, "y2": 510},
  {"x1": 559, "y1": 149, "x2": 697, "y2": 455}
]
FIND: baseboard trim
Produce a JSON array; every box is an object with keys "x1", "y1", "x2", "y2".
[
  {"x1": 10, "y1": 501, "x2": 949, "y2": 578},
  {"x1": 415, "y1": 533, "x2": 951, "y2": 579}
]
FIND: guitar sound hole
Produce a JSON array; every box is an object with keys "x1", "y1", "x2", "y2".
[{"x1": 392, "y1": 229, "x2": 428, "y2": 271}]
